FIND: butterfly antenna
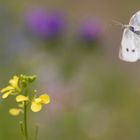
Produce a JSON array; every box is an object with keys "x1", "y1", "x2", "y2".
[{"x1": 112, "y1": 20, "x2": 127, "y2": 28}]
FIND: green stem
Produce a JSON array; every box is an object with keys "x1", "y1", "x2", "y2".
[{"x1": 24, "y1": 102, "x2": 28, "y2": 140}]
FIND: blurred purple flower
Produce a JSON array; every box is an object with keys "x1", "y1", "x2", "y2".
[
  {"x1": 24, "y1": 7, "x2": 66, "y2": 39},
  {"x1": 79, "y1": 19, "x2": 103, "y2": 42}
]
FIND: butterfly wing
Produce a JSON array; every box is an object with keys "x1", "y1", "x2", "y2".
[
  {"x1": 133, "y1": 32, "x2": 140, "y2": 59},
  {"x1": 119, "y1": 28, "x2": 139, "y2": 62},
  {"x1": 129, "y1": 11, "x2": 140, "y2": 31},
  {"x1": 129, "y1": 11, "x2": 140, "y2": 59}
]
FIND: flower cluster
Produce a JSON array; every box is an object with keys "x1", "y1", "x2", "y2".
[
  {"x1": 24, "y1": 7, "x2": 104, "y2": 44},
  {"x1": 25, "y1": 7, "x2": 66, "y2": 39},
  {"x1": 1, "y1": 75, "x2": 50, "y2": 116},
  {"x1": 79, "y1": 19, "x2": 103, "y2": 42}
]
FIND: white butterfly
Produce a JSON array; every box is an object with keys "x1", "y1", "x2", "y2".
[{"x1": 119, "y1": 11, "x2": 140, "y2": 62}]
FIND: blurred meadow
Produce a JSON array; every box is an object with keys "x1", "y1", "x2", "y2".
[{"x1": 1, "y1": 0, "x2": 140, "y2": 140}]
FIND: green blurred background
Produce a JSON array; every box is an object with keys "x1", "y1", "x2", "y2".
[{"x1": 0, "y1": 0, "x2": 140, "y2": 140}]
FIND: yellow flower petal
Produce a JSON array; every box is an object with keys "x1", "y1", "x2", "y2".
[
  {"x1": 2, "y1": 90, "x2": 13, "y2": 99},
  {"x1": 9, "y1": 108, "x2": 21, "y2": 116},
  {"x1": 39, "y1": 94, "x2": 50, "y2": 104},
  {"x1": 34, "y1": 98, "x2": 42, "y2": 103},
  {"x1": 1, "y1": 86, "x2": 14, "y2": 93},
  {"x1": 16, "y1": 95, "x2": 29, "y2": 102},
  {"x1": 9, "y1": 76, "x2": 19, "y2": 88},
  {"x1": 31, "y1": 102, "x2": 42, "y2": 112}
]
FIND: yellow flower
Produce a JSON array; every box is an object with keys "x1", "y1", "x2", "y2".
[
  {"x1": 1, "y1": 88, "x2": 14, "y2": 99},
  {"x1": 9, "y1": 76, "x2": 19, "y2": 89},
  {"x1": 1, "y1": 76, "x2": 21, "y2": 99},
  {"x1": 9, "y1": 108, "x2": 21, "y2": 116},
  {"x1": 16, "y1": 95, "x2": 29, "y2": 102},
  {"x1": 31, "y1": 94, "x2": 50, "y2": 112}
]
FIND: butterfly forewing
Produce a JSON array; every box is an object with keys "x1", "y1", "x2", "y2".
[{"x1": 129, "y1": 11, "x2": 140, "y2": 31}]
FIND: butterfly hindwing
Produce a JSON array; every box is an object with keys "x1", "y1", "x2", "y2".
[{"x1": 119, "y1": 28, "x2": 139, "y2": 62}]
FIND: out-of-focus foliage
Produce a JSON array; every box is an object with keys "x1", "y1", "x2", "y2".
[{"x1": 0, "y1": 1, "x2": 140, "y2": 140}]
